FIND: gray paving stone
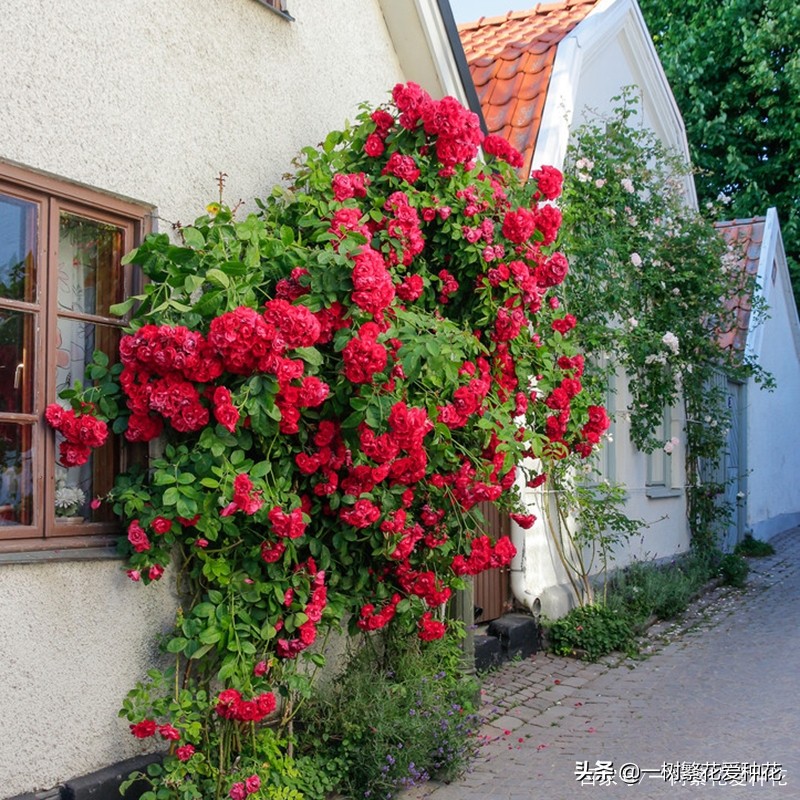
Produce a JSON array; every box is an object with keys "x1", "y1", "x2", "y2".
[{"x1": 399, "y1": 527, "x2": 800, "y2": 800}]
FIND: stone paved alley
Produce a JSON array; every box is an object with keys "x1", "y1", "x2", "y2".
[{"x1": 402, "y1": 527, "x2": 800, "y2": 799}]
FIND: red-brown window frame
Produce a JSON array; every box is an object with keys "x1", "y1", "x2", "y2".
[{"x1": 0, "y1": 160, "x2": 152, "y2": 555}]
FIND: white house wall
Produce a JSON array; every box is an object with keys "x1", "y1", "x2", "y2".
[
  {"x1": 0, "y1": 1, "x2": 432, "y2": 794},
  {"x1": 511, "y1": 3, "x2": 692, "y2": 620},
  {"x1": 0, "y1": 563, "x2": 176, "y2": 796},
  {"x1": 745, "y1": 215, "x2": 800, "y2": 539},
  {"x1": 512, "y1": 370, "x2": 690, "y2": 620},
  {"x1": 534, "y1": 0, "x2": 696, "y2": 207}
]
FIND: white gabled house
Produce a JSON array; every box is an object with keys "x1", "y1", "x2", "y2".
[
  {"x1": 716, "y1": 210, "x2": 800, "y2": 547},
  {"x1": 458, "y1": 0, "x2": 700, "y2": 619}
]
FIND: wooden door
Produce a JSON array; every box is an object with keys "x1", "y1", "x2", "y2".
[{"x1": 473, "y1": 502, "x2": 511, "y2": 622}]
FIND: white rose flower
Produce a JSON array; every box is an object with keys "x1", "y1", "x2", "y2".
[{"x1": 661, "y1": 331, "x2": 680, "y2": 354}]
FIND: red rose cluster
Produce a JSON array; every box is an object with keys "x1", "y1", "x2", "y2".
[
  {"x1": 129, "y1": 717, "x2": 195, "y2": 760},
  {"x1": 451, "y1": 534, "x2": 517, "y2": 576},
  {"x1": 45, "y1": 403, "x2": 108, "y2": 467},
  {"x1": 118, "y1": 297, "x2": 331, "y2": 442},
  {"x1": 215, "y1": 688, "x2": 277, "y2": 723},
  {"x1": 114, "y1": 82, "x2": 609, "y2": 654},
  {"x1": 228, "y1": 776, "x2": 261, "y2": 800},
  {"x1": 275, "y1": 561, "x2": 327, "y2": 659}
]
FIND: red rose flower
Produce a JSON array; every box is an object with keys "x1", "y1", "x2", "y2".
[
  {"x1": 130, "y1": 719, "x2": 157, "y2": 738},
  {"x1": 418, "y1": 611, "x2": 446, "y2": 641},
  {"x1": 342, "y1": 325, "x2": 388, "y2": 384},
  {"x1": 382, "y1": 152, "x2": 421, "y2": 184},
  {"x1": 127, "y1": 520, "x2": 150, "y2": 553},
  {"x1": 396, "y1": 274, "x2": 424, "y2": 302},
  {"x1": 176, "y1": 744, "x2": 195, "y2": 762},
  {"x1": 339, "y1": 499, "x2": 381, "y2": 529},
  {"x1": 151, "y1": 516, "x2": 172, "y2": 535},
  {"x1": 531, "y1": 165, "x2": 564, "y2": 200},
  {"x1": 364, "y1": 133, "x2": 385, "y2": 157},
  {"x1": 159, "y1": 724, "x2": 181, "y2": 741},
  {"x1": 58, "y1": 441, "x2": 92, "y2": 468},
  {"x1": 502, "y1": 207, "x2": 537, "y2": 244},
  {"x1": 551, "y1": 314, "x2": 577, "y2": 334}
]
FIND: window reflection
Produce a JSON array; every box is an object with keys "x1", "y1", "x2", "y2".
[
  {"x1": 53, "y1": 431, "x2": 116, "y2": 524},
  {"x1": 0, "y1": 309, "x2": 35, "y2": 414},
  {"x1": 0, "y1": 194, "x2": 37, "y2": 304},
  {"x1": 58, "y1": 213, "x2": 123, "y2": 317},
  {"x1": 0, "y1": 423, "x2": 33, "y2": 525}
]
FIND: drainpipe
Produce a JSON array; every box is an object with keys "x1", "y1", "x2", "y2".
[
  {"x1": 509, "y1": 520, "x2": 544, "y2": 622},
  {"x1": 508, "y1": 485, "x2": 542, "y2": 616},
  {"x1": 509, "y1": 518, "x2": 532, "y2": 610},
  {"x1": 452, "y1": 579, "x2": 476, "y2": 682}
]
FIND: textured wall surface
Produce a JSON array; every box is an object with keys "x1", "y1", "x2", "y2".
[
  {"x1": 0, "y1": 0, "x2": 409, "y2": 794},
  {"x1": 0, "y1": 0, "x2": 406, "y2": 225},
  {"x1": 0, "y1": 561, "x2": 176, "y2": 794}
]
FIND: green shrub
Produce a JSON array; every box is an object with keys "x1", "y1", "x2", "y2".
[
  {"x1": 294, "y1": 630, "x2": 480, "y2": 800},
  {"x1": 719, "y1": 553, "x2": 749, "y2": 588},
  {"x1": 734, "y1": 534, "x2": 775, "y2": 558},
  {"x1": 545, "y1": 604, "x2": 633, "y2": 661},
  {"x1": 605, "y1": 553, "x2": 716, "y2": 631}
]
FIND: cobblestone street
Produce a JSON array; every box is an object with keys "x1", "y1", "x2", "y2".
[{"x1": 401, "y1": 527, "x2": 799, "y2": 799}]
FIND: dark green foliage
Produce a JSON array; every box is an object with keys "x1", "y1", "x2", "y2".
[
  {"x1": 545, "y1": 604, "x2": 633, "y2": 662},
  {"x1": 605, "y1": 553, "x2": 717, "y2": 631},
  {"x1": 734, "y1": 534, "x2": 776, "y2": 557},
  {"x1": 638, "y1": 0, "x2": 800, "y2": 304},
  {"x1": 294, "y1": 631, "x2": 480, "y2": 800},
  {"x1": 719, "y1": 553, "x2": 750, "y2": 587}
]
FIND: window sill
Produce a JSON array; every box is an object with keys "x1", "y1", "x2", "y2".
[
  {"x1": 0, "y1": 535, "x2": 121, "y2": 564},
  {"x1": 253, "y1": 0, "x2": 294, "y2": 21},
  {"x1": 645, "y1": 486, "x2": 683, "y2": 499}
]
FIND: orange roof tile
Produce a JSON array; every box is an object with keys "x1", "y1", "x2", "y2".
[
  {"x1": 458, "y1": 1, "x2": 602, "y2": 176},
  {"x1": 715, "y1": 217, "x2": 765, "y2": 353}
]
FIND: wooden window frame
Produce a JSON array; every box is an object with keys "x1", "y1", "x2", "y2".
[
  {"x1": 645, "y1": 404, "x2": 682, "y2": 499},
  {"x1": 0, "y1": 161, "x2": 152, "y2": 555}
]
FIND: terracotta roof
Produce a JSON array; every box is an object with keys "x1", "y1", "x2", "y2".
[
  {"x1": 715, "y1": 217, "x2": 765, "y2": 353},
  {"x1": 458, "y1": 0, "x2": 602, "y2": 176}
]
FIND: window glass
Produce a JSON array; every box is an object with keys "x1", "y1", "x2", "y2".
[
  {"x1": 0, "y1": 309, "x2": 35, "y2": 414},
  {"x1": 58, "y1": 212, "x2": 124, "y2": 317},
  {"x1": 0, "y1": 422, "x2": 33, "y2": 526},
  {"x1": 0, "y1": 194, "x2": 37, "y2": 303},
  {"x1": 0, "y1": 165, "x2": 149, "y2": 550}
]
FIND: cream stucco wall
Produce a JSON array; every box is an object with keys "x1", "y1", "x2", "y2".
[
  {"x1": 511, "y1": 371, "x2": 690, "y2": 620},
  {"x1": 0, "y1": 1, "x2": 449, "y2": 795},
  {"x1": 0, "y1": 0, "x2": 409, "y2": 226},
  {"x1": 0, "y1": 561, "x2": 176, "y2": 795}
]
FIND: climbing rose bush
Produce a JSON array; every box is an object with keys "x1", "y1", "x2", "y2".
[{"x1": 61, "y1": 83, "x2": 607, "y2": 798}]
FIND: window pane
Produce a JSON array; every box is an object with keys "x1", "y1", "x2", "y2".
[
  {"x1": 0, "y1": 193, "x2": 37, "y2": 303},
  {"x1": 56, "y1": 318, "x2": 119, "y2": 396},
  {"x1": 0, "y1": 308, "x2": 35, "y2": 414},
  {"x1": 0, "y1": 422, "x2": 34, "y2": 525},
  {"x1": 58, "y1": 213, "x2": 124, "y2": 317},
  {"x1": 54, "y1": 433, "x2": 117, "y2": 524}
]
